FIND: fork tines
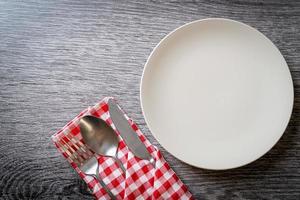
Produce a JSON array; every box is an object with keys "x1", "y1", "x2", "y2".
[{"x1": 57, "y1": 134, "x2": 94, "y2": 166}]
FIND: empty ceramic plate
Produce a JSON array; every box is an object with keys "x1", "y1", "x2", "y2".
[{"x1": 140, "y1": 18, "x2": 293, "y2": 170}]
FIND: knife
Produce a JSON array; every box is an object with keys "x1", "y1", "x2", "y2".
[{"x1": 108, "y1": 99, "x2": 154, "y2": 164}]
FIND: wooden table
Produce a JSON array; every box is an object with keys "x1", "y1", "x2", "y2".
[{"x1": 0, "y1": 1, "x2": 299, "y2": 199}]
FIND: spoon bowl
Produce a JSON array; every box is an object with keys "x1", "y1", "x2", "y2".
[{"x1": 80, "y1": 115, "x2": 126, "y2": 173}]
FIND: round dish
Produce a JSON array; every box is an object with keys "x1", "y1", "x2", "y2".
[{"x1": 140, "y1": 18, "x2": 293, "y2": 170}]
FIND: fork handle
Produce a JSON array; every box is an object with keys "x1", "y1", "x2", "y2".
[{"x1": 93, "y1": 174, "x2": 116, "y2": 200}]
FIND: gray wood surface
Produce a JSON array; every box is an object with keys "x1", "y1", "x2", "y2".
[{"x1": 0, "y1": 0, "x2": 299, "y2": 199}]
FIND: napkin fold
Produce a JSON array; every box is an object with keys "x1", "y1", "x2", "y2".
[{"x1": 52, "y1": 97, "x2": 194, "y2": 200}]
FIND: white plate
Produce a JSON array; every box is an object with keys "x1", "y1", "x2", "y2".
[{"x1": 140, "y1": 18, "x2": 294, "y2": 170}]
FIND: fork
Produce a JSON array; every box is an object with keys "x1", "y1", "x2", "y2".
[{"x1": 57, "y1": 135, "x2": 116, "y2": 199}]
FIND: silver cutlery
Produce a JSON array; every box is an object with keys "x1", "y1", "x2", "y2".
[
  {"x1": 57, "y1": 136, "x2": 116, "y2": 199},
  {"x1": 108, "y1": 99, "x2": 155, "y2": 165},
  {"x1": 79, "y1": 115, "x2": 126, "y2": 174}
]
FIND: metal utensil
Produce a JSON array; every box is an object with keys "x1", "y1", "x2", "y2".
[
  {"x1": 79, "y1": 115, "x2": 126, "y2": 173},
  {"x1": 57, "y1": 137, "x2": 115, "y2": 199},
  {"x1": 108, "y1": 99, "x2": 155, "y2": 165}
]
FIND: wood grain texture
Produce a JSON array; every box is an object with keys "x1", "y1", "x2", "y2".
[{"x1": 0, "y1": 0, "x2": 299, "y2": 199}]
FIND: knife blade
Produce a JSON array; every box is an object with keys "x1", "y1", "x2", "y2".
[{"x1": 108, "y1": 99, "x2": 154, "y2": 164}]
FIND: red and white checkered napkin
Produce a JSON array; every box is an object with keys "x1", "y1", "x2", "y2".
[{"x1": 52, "y1": 97, "x2": 194, "y2": 200}]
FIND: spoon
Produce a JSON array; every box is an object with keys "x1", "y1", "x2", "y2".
[{"x1": 79, "y1": 115, "x2": 126, "y2": 174}]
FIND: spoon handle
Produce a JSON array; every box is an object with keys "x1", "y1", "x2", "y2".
[
  {"x1": 94, "y1": 173, "x2": 116, "y2": 200},
  {"x1": 113, "y1": 157, "x2": 126, "y2": 174}
]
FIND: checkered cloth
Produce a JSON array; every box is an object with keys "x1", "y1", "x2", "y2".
[{"x1": 52, "y1": 97, "x2": 194, "y2": 200}]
